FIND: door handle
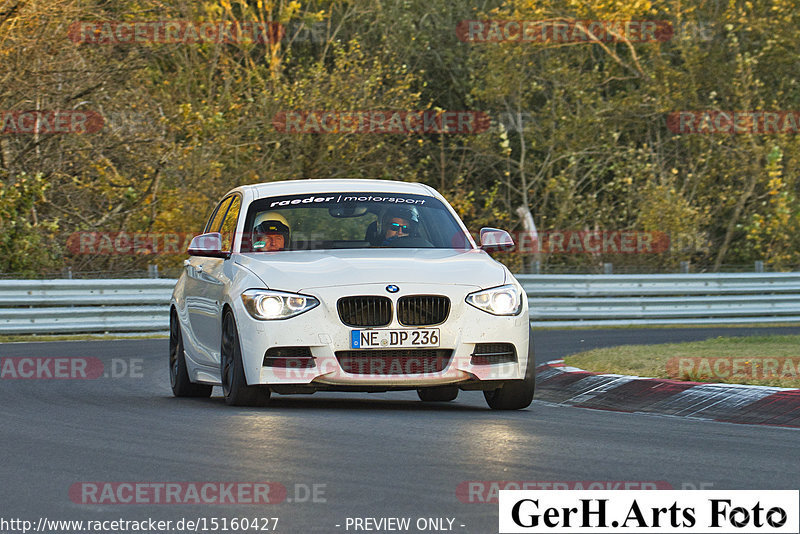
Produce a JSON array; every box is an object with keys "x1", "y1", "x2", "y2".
[{"x1": 196, "y1": 265, "x2": 204, "y2": 273}]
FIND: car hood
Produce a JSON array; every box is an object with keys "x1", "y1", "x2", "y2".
[{"x1": 235, "y1": 249, "x2": 507, "y2": 292}]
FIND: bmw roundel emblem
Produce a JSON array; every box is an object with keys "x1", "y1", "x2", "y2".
[{"x1": 386, "y1": 285, "x2": 399, "y2": 293}]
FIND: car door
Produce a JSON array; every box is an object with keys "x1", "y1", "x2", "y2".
[{"x1": 184, "y1": 195, "x2": 239, "y2": 366}]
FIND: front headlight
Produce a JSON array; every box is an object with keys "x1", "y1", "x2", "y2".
[
  {"x1": 241, "y1": 289, "x2": 319, "y2": 320},
  {"x1": 466, "y1": 284, "x2": 522, "y2": 316}
]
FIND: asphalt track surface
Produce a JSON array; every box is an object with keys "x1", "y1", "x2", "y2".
[{"x1": 2, "y1": 326, "x2": 799, "y2": 534}]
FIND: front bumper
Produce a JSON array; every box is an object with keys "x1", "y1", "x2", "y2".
[{"x1": 233, "y1": 283, "x2": 530, "y2": 388}]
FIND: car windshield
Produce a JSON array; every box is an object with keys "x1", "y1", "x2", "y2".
[{"x1": 240, "y1": 192, "x2": 472, "y2": 252}]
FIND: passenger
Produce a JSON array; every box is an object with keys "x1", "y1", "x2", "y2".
[{"x1": 251, "y1": 211, "x2": 290, "y2": 251}]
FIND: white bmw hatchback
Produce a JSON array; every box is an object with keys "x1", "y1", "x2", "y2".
[{"x1": 170, "y1": 179, "x2": 534, "y2": 409}]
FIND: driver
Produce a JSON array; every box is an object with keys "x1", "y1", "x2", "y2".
[{"x1": 379, "y1": 208, "x2": 418, "y2": 246}]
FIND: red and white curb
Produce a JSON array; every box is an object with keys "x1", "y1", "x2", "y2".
[{"x1": 535, "y1": 360, "x2": 800, "y2": 428}]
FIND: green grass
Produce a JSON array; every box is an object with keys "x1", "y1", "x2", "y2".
[
  {"x1": 563, "y1": 335, "x2": 800, "y2": 388},
  {"x1": 532, "y1": 322, "x2": 800, "y2": 331}
]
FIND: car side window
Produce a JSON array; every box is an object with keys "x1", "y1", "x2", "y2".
[
  {"x1": 219, "y1": 195, "x2": 241, "y2": 252},
  {"x1": 205, "y1": 196, "x2": 233, "y2": 234}
]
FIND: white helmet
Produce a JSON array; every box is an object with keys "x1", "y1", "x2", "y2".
[{"x1": 252, "y1": 211, "x2": 291, "y2": 251}]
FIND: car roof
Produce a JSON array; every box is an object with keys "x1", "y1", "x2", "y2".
[{"x1": 229, "y1": 179, "x2": 438, "y2": 199}]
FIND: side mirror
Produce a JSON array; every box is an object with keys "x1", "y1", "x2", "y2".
[
  {"x1": 480, "y1": 228, "x2": 515, "y2": 253},
  {"x1": 187, "y1": 232, "x2": 230, "y2": 258}
]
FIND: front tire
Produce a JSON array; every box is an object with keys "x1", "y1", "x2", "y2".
[
  {"x1": 221, "y1": 310, "x2": 270, "y2": 407},
  {"x1": 417, "y1": 386, "x2": 459, "y2": 402},
  {"x1": 169, "y1": 311, "x2": 212, "y2": 398},
  {"x1": 484, "y1": 343, "x2": 535, "y2": 410}
]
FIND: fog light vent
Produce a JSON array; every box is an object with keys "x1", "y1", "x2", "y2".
[
  {"x1": 470, "y1": 343, "x2": 516, "y2": 365},
  {"x1": 263, "y1": 346, "x2": 315, "y2": 368}
]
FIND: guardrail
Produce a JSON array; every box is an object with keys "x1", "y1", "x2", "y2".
[
  {"x1": 518, "y1": 273, "x2": 800, "y2": 326},
  {"x1": 0, "y1": 279, "x2": 174, "y2": 334},
  {"x1": 0, "y1": 274, "x2": 799, "y2": 334}
]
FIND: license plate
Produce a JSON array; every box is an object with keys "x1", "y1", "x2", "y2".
[{"x1": 351, "y1": 329, "x2": 440, "y2": 349}]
